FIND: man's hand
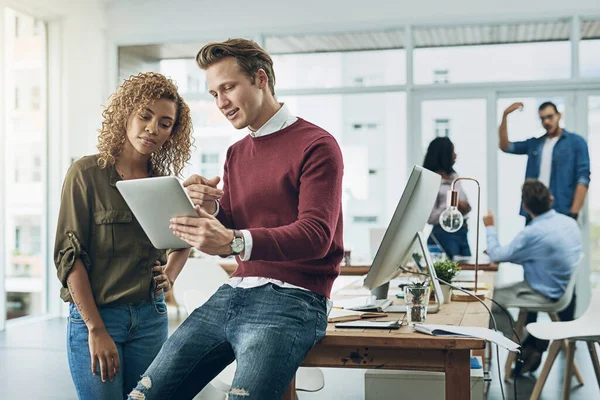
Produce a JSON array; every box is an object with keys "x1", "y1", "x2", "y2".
[
  {"x1": 503, "y1": 102, "x2": 524, "y2": 117},
  {"x1": 183, "y1": 175, "x2": 224, "y2": 214},
  {"x1": 170, "y1": 206, "x2": 234, "y2": 255},
  {"x1": 483, "y1": 210, "x2": 495, "y2": 227}
]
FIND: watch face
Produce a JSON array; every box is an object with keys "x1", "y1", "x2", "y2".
[{"x1": 231, "y1": 237, "x2": 244, "y2": 253}]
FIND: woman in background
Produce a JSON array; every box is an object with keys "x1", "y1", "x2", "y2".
[
  {"x1": 423, "y1": 137, "x2": 472, "y2": 260},
  {"x1": 54, "y1": 72, "x2": 194, "y2": 399}
]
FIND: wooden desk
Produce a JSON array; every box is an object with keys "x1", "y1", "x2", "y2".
[
  {"x1": 220, "y1": 261, "x2": 498, "y2": 276},
  {"x1": 282, "y1": 272, "x2": 496, "y2": 400},
  {"x1": 219, "y1": 261, "x2": 372, "y2": 276}
]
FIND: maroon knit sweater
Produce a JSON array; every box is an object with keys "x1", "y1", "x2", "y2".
[{"x1": 216, "y1": 118, "x2": 344, "y2": 298}]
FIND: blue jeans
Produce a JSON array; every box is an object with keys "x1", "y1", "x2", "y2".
[
  {"x1": 67, "y1": 291, "x2": 168, "y2": 400},
  {"x1": 428, "y1": 224, "x2": 471, "y2": 260},
  {"x1": 128, "y1": 283, "x2": 328, "y2": 400}
]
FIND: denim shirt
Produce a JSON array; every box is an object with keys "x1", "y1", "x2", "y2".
[
  {"x1": 486, "y1": 210, "x2": 581, "y2": 299},
  {"x1": 506, "y1": 130, "x2": 590, "y2": 217}
]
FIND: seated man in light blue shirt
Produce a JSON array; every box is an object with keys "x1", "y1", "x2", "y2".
[{"x1": 484, "y1": 180, "x2": 581, "y2": 373}]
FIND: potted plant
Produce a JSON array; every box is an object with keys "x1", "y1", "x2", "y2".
[
  {"x1": 433, "y1": 259, "x2": 461, "y2": 304},
  {"x1": 404, "y1": 281, "x2": 430, "y2": 326}
]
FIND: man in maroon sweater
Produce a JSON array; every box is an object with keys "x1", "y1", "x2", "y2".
[{"x1": 129, "y1": 39, "x2": 344, "y2": 400}]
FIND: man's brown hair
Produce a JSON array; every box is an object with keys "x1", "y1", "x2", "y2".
[
  {"x1": 196, "y1": 38, "x2": 276, "y2": 96},
  {"x1": 521, "y1": 179, "x2": 552, "y2": 216}
]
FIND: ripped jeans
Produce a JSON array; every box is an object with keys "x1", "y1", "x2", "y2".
[
  {"x1": 128, "y1": 283, "x2": 328, "y2": 400},
  {"x1": 67, "y1": 291, "x2": 168, "y2": 400}
]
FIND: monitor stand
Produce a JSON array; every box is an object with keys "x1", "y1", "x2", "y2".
[{"x1": 370, "y1": 232, "x2": 442, "y2": 314}]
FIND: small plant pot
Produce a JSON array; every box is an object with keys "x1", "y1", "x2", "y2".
[
  {"x1": 404, "y1": 285, "x2": 431, "y2": 326},
  {"x1": 440, "y1": 283, "x2": 452, "y2": 304}
]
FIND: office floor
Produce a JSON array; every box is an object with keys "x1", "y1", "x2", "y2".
[{"x1": 1, "y1": 315, "x2": 599, "y2": 399}]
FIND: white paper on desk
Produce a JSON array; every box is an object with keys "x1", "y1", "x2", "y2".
[
  {"x1": 414, "y1": 324, "x2": 520, "y2": 352},
  {"x1": 333, "y1": 296, "x2": 376, "y2": 309}
]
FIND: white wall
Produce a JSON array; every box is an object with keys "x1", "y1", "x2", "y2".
[{"x1": 107, "y1": 0, "x2": 600, "y2": 45}]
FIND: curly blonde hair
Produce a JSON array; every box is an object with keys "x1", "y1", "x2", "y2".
[{"x1": 97, "y1": 72, "x2": 194, "y2": 176}]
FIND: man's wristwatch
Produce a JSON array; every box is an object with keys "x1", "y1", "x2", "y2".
[
  {"x1": 229, "y1": 230, "x2": 245, "y2": 256},
  {"x1": 568, "y1": 212, "x2": 579, "y2": 220}
]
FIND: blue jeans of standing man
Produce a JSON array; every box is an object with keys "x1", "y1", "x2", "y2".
[
  {"x1": 128, "y1": 283, "x2": 328, "y2": 400},
  {"x1": 67, "y1": 291, "x2": 169, "y2": 399}
]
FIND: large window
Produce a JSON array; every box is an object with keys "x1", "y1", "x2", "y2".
[
  {"x1": 3, "y1": 9, "x2": 47, "y2": 320},
  {"x1": 580, "y1": 40, "x2": 600, "y2": 78},
  {"x1": 272, "y1": 50, "x2": 406, "y2": 89},
  {"x1": 414, "y1": 42, "x2": 571, "y2": 84}
]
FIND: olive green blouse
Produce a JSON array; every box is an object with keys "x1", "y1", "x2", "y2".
[{"x1": 54, "y1": 155, "x2": 169, "y2": 306}]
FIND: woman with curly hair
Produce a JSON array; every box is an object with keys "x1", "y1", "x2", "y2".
[{"x1": 54, "y1": 72, "x2": 194, "y2": 399}]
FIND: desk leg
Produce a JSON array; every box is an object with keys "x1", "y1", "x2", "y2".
[
  {"x1": 445, "y1": 350, "x2": 471, "y2": 400},
  {"x1": 280, "y1": 375, "x2": 297, "y2": 400}
]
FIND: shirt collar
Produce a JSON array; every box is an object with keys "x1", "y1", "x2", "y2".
[
  {"x1": 248, "y1": 103, "x2": 291, "y2": 137},
  {"x1": 542, "y1": 129, "x2": 570, "y2": 141},
  {"x1": 530, "y1": 209, "x2": 556, "y2": 224}
]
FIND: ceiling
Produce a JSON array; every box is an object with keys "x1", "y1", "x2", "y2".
[
  {"x1": 412, "y1": 20, "x2": 571, "y2": 48},
  {"x1": 119, "y1": 18, "x2": 600, "y2": 60}
]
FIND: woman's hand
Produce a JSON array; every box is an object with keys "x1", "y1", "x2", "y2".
[
  {"x1": 152, "y1": 261, "x2": 172, "y2": 294},
  {"x1": 88, "y1": 328, "x2": 120, "y2": 382}
]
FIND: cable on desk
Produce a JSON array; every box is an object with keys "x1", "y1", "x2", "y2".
[{"x1": 397, "y1": 266, "x2": 517, "y2": 400}]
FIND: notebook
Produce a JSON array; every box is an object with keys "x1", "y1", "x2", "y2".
[
  {"x1": 328, "y1": 308, "x2": 387, "y2": 323},
  {"x1": 413, "y1": 324, "x2": 520, "y2": 352}
]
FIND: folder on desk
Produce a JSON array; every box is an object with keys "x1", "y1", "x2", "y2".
[
  {"x1": 413, "y1": 324, "x2": 520, "y2": 352},
  {"x1": 328, "y1": 308, "x2": 387, "y2": 323}
]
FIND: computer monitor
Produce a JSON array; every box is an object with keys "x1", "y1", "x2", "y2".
[{"x1": 364, "y1": 165, "x2": 445, "y2": 309}]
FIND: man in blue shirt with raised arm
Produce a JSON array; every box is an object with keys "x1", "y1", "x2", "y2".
[
  {"x1": 498, "y1": 101, "x2": 590, "y2": 224},
  {"x1": 484, "y1": 180, "x2": 581, "y2": 375}
]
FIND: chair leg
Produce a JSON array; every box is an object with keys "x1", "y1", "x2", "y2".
[
  {"x1": 563, "y1": 341, "x2": 576, "y2": 400},
  {"x1": 558, "y1": 339, "x2": 584, "y2": 385},
  {"x1": 550, "y1": 313, "x2": 584, "y2": 385},
  {"x1": 505, "y1": 310, "x2": 527, "y2": 382},
  {"x1": 587, "y1": 341, "x2": 600, "y2": 388},
  {"x1": 530, "y1": 340, "x2": 561, "y2": 400}
]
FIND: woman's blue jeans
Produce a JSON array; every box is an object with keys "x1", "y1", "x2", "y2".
[{"x1": 67, "y1": 291, "x2": 168, "y2": 399}]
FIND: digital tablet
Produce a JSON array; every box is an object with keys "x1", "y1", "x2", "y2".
[{"x1": 116, "y1": 176, "x2": 198, "y2": 249}]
